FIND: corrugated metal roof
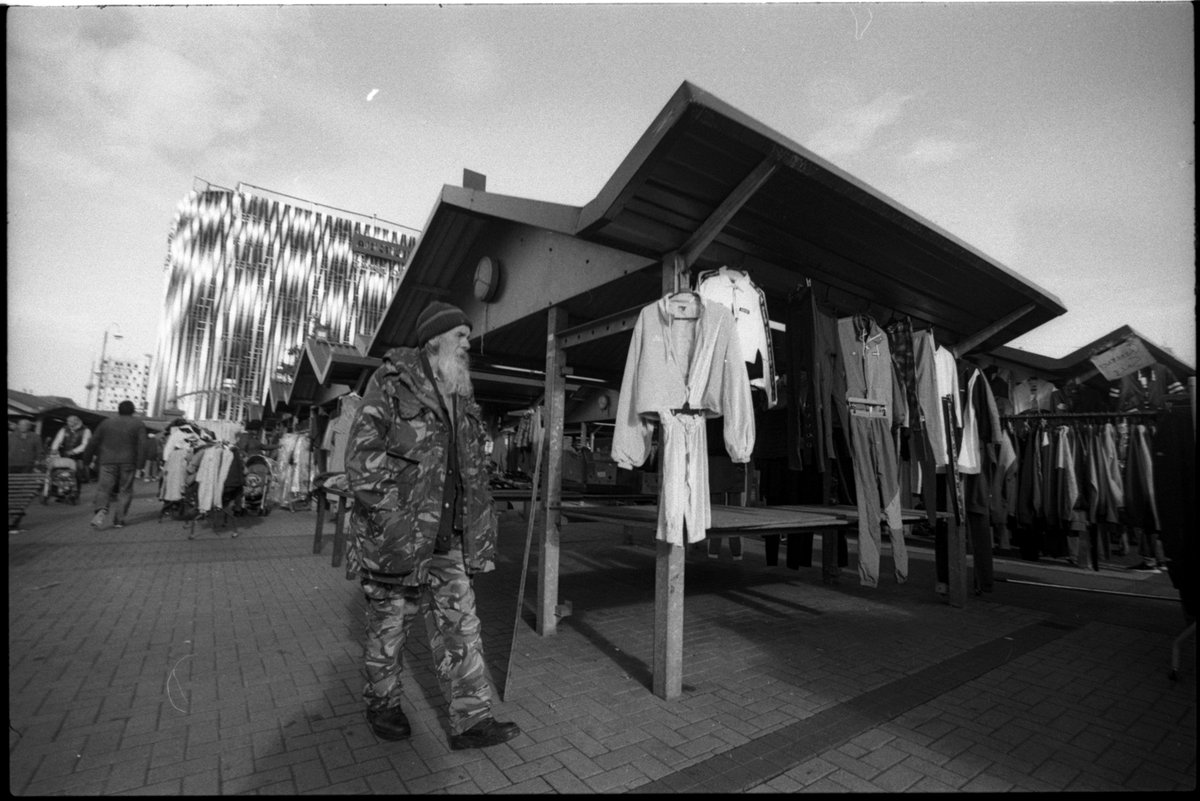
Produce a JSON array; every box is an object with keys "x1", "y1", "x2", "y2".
[{"x1": 369, "y1": 79, "x2": 1067, "y2": 384}]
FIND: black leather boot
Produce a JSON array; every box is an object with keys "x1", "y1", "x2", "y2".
[
  {"x1": 449, "y1": 718, "x2": 520, "y2": 750},
  {"x1": 366, "y1": 706, "x2": 411, "y2": 741}
]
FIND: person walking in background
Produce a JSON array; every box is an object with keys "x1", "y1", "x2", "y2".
[
  {"x1": 49, "y1": 414, "x2": 92, "y2": 486},
  {"x1": 81, "y1": 400, "x2": 148, "y2": 530},
  {"x1": 8, "y1": 418, "x2": 45, "y2": 473},
  {"x1": 142, "y1": 432, "x2": 164, "y2": 483},
  {"x1": 344, "y1": 301, "x2": 520, "y2": 750}
]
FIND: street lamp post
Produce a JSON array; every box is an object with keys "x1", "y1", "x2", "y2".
[{"x1": 96, "y1": 324, "x2": 123, "y2": 411}]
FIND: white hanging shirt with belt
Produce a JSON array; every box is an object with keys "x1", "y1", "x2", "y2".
[
  {"x1": 613, "y1": 293, "x2": 755, "y2": 546},
  {"x1": 697, "y1": 266, "x2": 778, "y2": 408}
]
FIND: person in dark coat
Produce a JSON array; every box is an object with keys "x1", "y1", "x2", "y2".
[
  {"x1": 8, "y1": 418, "x2": 44, "y2": 473},
  {"x1": 81, "y1": 400, "x2": 148, "y2": 529}
]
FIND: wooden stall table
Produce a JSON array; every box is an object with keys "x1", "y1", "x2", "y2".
[
  {"x1": 765, "y1": 504, "x2": 940, "y2": 583},
  {"x1": 492, "y1": 488, "x2": 587, "y2": 518},
  {"x1": 556, "y1": 503, "x2": 847, "y2": 699},
  {"x1": 311, "y1": 473, "x2": 353, "y2": 567}
]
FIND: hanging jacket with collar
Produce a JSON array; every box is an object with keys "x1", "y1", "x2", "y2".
[
  {"x1": 613, "y1": 294, "x2": 754, "y2": 469},
  {"x1": 344, "y1": 346, "x2": 497, "y2": 585},
  {"x1": 697, "y1": 267, "x2": 778, "y2": 407},
  {"x1": 613, "y1": 294, "x2": 754, "y2": 546}
]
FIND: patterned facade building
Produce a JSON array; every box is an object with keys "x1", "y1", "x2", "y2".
[
  {"x1": 149, "y1": 180, "x2": 415, "y2": 421},
  {"x1": 97, "y1": 355, "x2": 152, "y2": 413}
]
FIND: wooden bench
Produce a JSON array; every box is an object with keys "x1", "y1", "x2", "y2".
[{"x1": 8, "y1": 472, "x2": 47, "y2": 531}]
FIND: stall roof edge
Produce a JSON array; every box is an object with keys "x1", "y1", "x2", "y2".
[
  {"x1": 365, "y1": 79, "x2": 1068, "y2": 368},
  {"x1": 365, "y1": 185, "x2": 584, "y2": 356},
  {"x1": 991, "y1": 325, "x2": 1195, "y2": 380}
]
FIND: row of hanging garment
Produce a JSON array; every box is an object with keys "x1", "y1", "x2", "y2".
[
  {"x1": 513, "y1": 405, "x2": 544, "y2": 451},
  {"x1": 783, "y1": 285, "x2": 979, "y2": 588},
  {"x1": 193, "y1": 442, "x2": 244, "y2": 513},
  {"x1": 158, "y1": 423, "x2": 216, "y2": 503},
  {"x1": 319, "y1": 393, "x2": 362, "y2": 474},
  {"x1": 274, "y1": 431, "x2": 313, "y2": 508},
  {"x1": 1001, "y1": 414, "x2": 1161, "y2": 563}
]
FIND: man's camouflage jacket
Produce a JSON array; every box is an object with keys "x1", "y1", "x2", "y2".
[{"x1": 344, "y1": 346, "x2": 497, "y2": 584}]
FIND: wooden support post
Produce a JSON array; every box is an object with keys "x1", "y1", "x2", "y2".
[
  {"x1": 331, "y1": 494, "x2": 348, "y2": 568},
  {"x1": 312, "y1": 492, "x2": 328, "y2": 554},
  {"x1": 946, "y1": 508, "x2": 967, "y2": 607},
  {"x1": 662, "y1": 252, "x2": 686, "y2": 294},
  {"x1": 537, "y1": 306, "x2": 567, "y2": 636},
  {"x1": 821, "y1": 527, "x2": 840, "y2": 584},
  {"x1": 942, "y1": 396, "x2": 968, "y2": 608},
  {"x1": 653, "y1": 539, "x2": 685, "y2": 699}
]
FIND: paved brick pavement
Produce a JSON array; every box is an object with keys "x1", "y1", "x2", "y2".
[{"x1": 8, "y1": 480, "x2": 1195, "y2": 794}]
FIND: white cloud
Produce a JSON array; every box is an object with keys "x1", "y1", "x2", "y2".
[
  {"x1": 901, "y1": 136, "x2": 976, "y2": 165},
  {"x1": 805, "y1": 91, "x2": 912, "y2": 160}
]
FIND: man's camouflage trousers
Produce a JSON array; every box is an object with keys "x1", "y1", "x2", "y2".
[{"x1": 361, "y1": 549, "x2": 493, "y2": 735}]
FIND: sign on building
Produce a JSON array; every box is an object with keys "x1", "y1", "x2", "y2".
[
  {"x1": 1089, "y1": 337, "x2": 1156, "y2": 381},
  {"x1": 350, "y1": 232, "x2": 415, "y2": 265}
]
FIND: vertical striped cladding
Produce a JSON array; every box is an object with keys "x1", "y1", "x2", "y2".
[{"x1": 149, "y1": 185, "x2": 410, "y2": 422}]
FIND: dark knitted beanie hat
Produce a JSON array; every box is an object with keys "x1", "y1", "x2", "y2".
[{"x1": 416, "y1": 301, "x2": 471, "y2": 345}]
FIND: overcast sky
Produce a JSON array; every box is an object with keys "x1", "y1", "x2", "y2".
[{"x1": 6, "y1": 2, "x2": 1195, "y2": 403}]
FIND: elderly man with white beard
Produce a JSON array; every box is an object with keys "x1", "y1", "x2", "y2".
[{"x1": 344, "y1": 301, "x2": 519, "y2": 750}]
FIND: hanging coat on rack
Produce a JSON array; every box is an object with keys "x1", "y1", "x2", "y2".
[
  {"x1": 697, "y1": 266, "x2": 778, "y2": 408},
  {"x1": 613, "y1": 294, "x2": 754, "y2": 547}
]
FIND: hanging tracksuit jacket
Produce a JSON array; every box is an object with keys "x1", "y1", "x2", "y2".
[{"x1": 613, "y1": 294, "x2": 755, "y2": 546}]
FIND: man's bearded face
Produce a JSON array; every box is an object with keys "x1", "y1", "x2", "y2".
[{"x1": 429, "y1": 325, "x2": 472, "y2": 397}]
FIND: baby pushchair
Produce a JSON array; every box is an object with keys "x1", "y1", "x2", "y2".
[
  {"x1": 241, "y1": 454, "x2": 277, "y2": 516},
  {"x1": 42, "y1": 456, "x2": 80, "y2": 505}
]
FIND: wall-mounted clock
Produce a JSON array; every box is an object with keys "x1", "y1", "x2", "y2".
[{"x1": 473, "y1": 256, "x2": 501, "y2": 303}]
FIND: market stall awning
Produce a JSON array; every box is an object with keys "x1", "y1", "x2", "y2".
[
  {"x1": 366, "y1": 80, "x2": 1066, "y2": 377},
  {"x1": 990, "y1": 325, "x2": 1195, "y2": 385}
]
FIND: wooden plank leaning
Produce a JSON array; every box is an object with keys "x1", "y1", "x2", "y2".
[{"x1": 501, "y1": 433, "x2": 545, "y2": 702}]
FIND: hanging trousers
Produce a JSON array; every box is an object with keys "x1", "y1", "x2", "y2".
[
  {"x1": 837, "y1": 317, "x2": 905, "y2": 587},
  {"x1": 657, "y1": 411, "x2": 711, "y2": 546}
]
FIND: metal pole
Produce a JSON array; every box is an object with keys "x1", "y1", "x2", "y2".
[{"x1": 97, "y1": 329, "x2": 110, "y2": 410}]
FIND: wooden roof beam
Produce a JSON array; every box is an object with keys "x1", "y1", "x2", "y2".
[
  {"x1": 677, "y1": 151, "x2": 785, "y2": 268},
  {"x1": 952, "y1": 304, "x2": 1036, "y2": 358}
]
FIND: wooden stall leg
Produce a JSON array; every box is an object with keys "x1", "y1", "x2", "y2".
[
  {"x1": 947, "y1": 513, "x2": 967, "y2": 607},
  {"x1": 312, "y1": 490, "x2": 328, "y2": 554},
  {"x1": 821, "y1": 528, "x2": 841, "y2": 584},
  {"x1": 331, "y1": 494, "x2": 348, "y2": 568},
  {"x1": 653, "y1": 539, "x2": 685, "y2": 700},
  {"x1": 783, "y1": 532, "x2": 806, "y2": 570},
  {"x1": 942, "y1": 396, "x2": 968, "y2": 607},
  {"x1": 764, "y1": 534, "x2": 781, "y2": 566}
]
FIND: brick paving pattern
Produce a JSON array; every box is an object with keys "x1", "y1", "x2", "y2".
[{"x1": 8, "y1": 482, "x2": 1195, "y2": 794}]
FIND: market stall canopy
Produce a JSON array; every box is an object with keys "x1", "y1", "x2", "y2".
[
  {"x1": 989, "y1": 325, "x2": 1195, "y2": 387},
  {"x1": 28, "y1": 404, "x2": 114, "y2": 431},
  {"x1": 282, "y1": 338, "x2": 382, "y2": 407},
  {"x1": 368, "y1": 80, "x2": 1066, "y2": 379},
  {"x1": 274, "y1": 331, "x2": 601, "y2": 412}
]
